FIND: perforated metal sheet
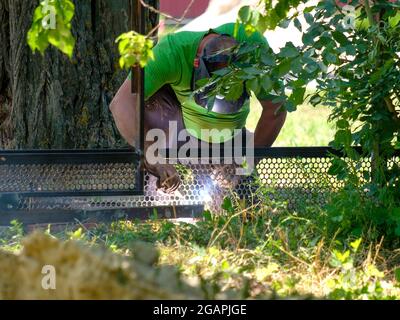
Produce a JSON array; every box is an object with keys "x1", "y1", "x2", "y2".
[
  {"x1": 1, "y1": 148, "x2": 399, "y2": 215},
  {"x1": 0, "y1": 163, "x2": 137, "y2": 194},
  {"x1": 0, "y1": 150, "x2": 141, "y2": 197}
]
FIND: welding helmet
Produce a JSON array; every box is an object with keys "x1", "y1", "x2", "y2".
[{"x1": 191, "y1": 34, "x2": 249, "y2": 114}]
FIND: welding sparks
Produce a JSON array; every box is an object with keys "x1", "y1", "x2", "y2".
[{"x1": 199, "y1": 188, "x2": 212, "y2": 203}]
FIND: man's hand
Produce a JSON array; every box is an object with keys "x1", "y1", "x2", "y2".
[{"x1": 144, "y1": 161, "x2": 181, "y2": 193}]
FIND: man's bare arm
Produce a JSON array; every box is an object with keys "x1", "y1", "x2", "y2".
[
  {"x1": 109, "y1": 78, "x2": 139, "y2": 148},
  {"x1": 253, "y1": 100, "x2": 287, "y2": 148}
]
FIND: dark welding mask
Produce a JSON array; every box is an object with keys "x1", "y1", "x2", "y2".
[{"x1": 191, "y1": 34, "x2": 249, "y2": 114}]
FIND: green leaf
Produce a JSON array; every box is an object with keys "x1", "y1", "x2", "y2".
[
  {"x1": 345, "y1": 44, "x2": 357, "y2": 56},
  {"x1": 337, "y1": 119, "x2": 349, "y2": 129},
  {"x1": 278, "y1": 42, "x2": 299, "y2": 58},
  {"x1": 335, "y1": 129, "x2": 352, "y2": 147},
  {"x1": 304, "y1": 61, "x2": 319, "y2": 74},
  {"x1": 332, "y1": 249, "x2": 350, "y2": 264},
  {"x1": 212, "y1": 67, "x2": 231, "y2": 77},
  {"x1": 239, "y1": 6, "x2": 251, "y2": 23},
  {"x1": 261, "y1": 52, "x2": 275, "y2": 66},
  {"x1": 309, "y1": 93, "x2": 322, "y2": 106},
  {"x1": 350, "y1": 238, "x2": 362, "y2": 252},
  {"x1": 389, "y1": 12, "x2": 400, "y2": 27},
  {"x1": 289, "y1": 87, "x2": 306, "y2": 105},
  {"x1": 272, "y1": 96, "x2": 287, "y2": 105},
  {"x1": 328, "y1": 158, "x2": 348, "y2": 178},
  {"x1": 279, "y1": 18, "x2": 291, "y2": 29},
  {"x1": 276, "y1": 59, "x2": 292, "y2": 77},
  {"x1": 290, "y1": 57, "x2": 303, "y2": 74},
  {"x1": 222, "y1": 197, "x2": 234, "y2": 213},
  {"x1": 195, "y1": 78, "x2": 209, "y2": 88},
  {"x1": 226, "y1": 83, "x2": 244, "y2": 101},
  {"x1": 27, "y1": 0, "x2": 76, "y2": 58},
  {"x1": 116, "y1": 31, "x2": 154, "y2": 69},
  {"x1": 284, "y1": 100, "x2": 296, "y2": 112},
  {"x1": 324, "y1": 51, "x2": 338, "y2": 64},
  {"x1": 332, "y1": 31, "x2": 350, "y2": 46},
  {"x1": 203, "y1": 210, "x2": 212, "y2": 222},
  {"x1": 243, "y1": 67, "x2": 260, "y2": 75},
  {"x1": 304, "y1": 12, "x2": 314, "y2": 25},
  {"x1": 293, "y1": 17, "x2": 302, "y2": 32},
  {"x1": 395, "y1": 268, "x2": 400, "y2": 283},
  {"x1": 246, "y1": 77, "x2": 260, "y2": 95},
  {"x1": 261, "y1": 75, "x2": 272, "y2": 92}
]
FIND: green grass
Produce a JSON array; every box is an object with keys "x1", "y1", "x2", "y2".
[
  {"x1": 2, "y1": 196, "x2": 399, "y2": 299},
  {"x1": 246, "y1": 96, "x2": 336, "y2": 147}
]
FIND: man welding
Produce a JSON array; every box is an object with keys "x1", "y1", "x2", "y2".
[{"x1": 110, "y1": 22, "x2": 287, "y2": 193}]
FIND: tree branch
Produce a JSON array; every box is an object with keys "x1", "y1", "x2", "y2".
[
  {"x1": 140, "y1": 0, "x2": 196, "y2": 23},
  {"x1": 364, "y1": 0, "x2": 376, "y2": 27},
  {"x1": 140, "y1": 0, "x2": 197, "y2": 37}
]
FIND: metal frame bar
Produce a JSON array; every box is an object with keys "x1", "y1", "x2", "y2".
[
  {"x1": 0, "y1": 205, "x2": 205, "y2": 226},
  {"x1": 160, "y1": 146, "x2": 374, "y2": 159},
  {"x1": 130, "y1": 0, "x2": 146, "y2": 195},
  {"x1": 0, "y1": 149, "x2": 138, "y2": 164},
  {"x1": 3, "y1": 147, "x2": 398, "y2": 164},
  {"x1": 0, "y1": 191, "x2": 143, "y2": 198}
]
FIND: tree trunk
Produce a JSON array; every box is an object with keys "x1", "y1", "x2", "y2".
[{"x1": 0, "y1": 0, "x2": 158, "y2": 150}]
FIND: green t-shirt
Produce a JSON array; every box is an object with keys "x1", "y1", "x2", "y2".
[{"x1": 136, "y1": 23, "x2": 270, "y2": 142}]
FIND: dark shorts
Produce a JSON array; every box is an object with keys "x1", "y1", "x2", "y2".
[{"x1": 144, "y1": 85, "x2": 185, "y2": 141}]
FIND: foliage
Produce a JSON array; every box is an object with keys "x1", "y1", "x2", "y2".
[
  {"x1": 0, "y1": 220, "x2": 24, "y2": 252},
  {"x1": 116, "y1": 31, "x2": 155, "y2": 69},
  {"x1": 324, "y1": 164, "x2": 400, "y2": 243},
  {"x1": 326, "y1": 238, "x2": 396, "y2": 300},
  {"x1": 27, "y1": 0, "x2": 75, "y2": 58},
  {"x1": 197, "y1": 0, "x2": 400, "y2": 240},
  {"x1": 28, "y1": 0, "x2": 155, "y2": 67}
]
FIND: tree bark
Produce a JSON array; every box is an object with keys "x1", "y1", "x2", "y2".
[{"x1": 0, "y1": 0, "x2": 158, "y2": 150}]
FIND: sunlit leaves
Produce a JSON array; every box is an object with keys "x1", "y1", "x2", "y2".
[
  {"x1": 389, "y1": 11, "x2": 400, "y2": 27},
  {"x1": 28, "y1": 0, "x2": 156, "y2": 69},
  {"x1": 289, "y1": 87, "x2": 306, "y2": 106},
  {"x1": 236, "y1": 5, "x2": 258, "y2": 36},
  {"x1": 395, "y1": 268, "x2": 400, "y2": 283},
  {"x1": 27, "y1": 0, "x2": 75, "y2": 58},
  {"x1": 350, "y1": 238, "x2": 362, "y2": 252},
  {"x1": 116, "y1": 31, "x2": 154, "y2": 69}
]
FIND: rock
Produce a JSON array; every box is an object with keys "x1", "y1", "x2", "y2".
[{"x1": 0, "y1": 232, "x2": 201, "y2": 299}]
